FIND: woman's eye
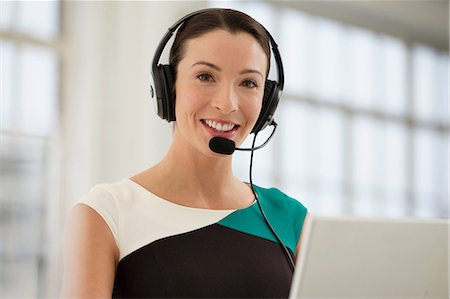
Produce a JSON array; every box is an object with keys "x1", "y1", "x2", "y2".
[
  {"x1": 197, "y1": 73, "x2": 213, "y2": 82},
  {"x1": 241, "y1": 80, "x2": 258, "y2": 89}
]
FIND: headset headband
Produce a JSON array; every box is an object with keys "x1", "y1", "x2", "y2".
[{"x1": 152, "y1": 8, "x2": 284, "y2": 90}]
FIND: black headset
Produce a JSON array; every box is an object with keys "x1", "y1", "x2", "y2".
[{"x1": 150, "y1": 8, "x2": 284, "y2": 134}]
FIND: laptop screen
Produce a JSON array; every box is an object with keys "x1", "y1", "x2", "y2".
[{"x1": 289, "y1": 217, "x2": 449, "y2": 299}]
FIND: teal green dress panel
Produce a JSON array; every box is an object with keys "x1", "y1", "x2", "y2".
[{"x1": 217, "y1": 185, "x2": 308, "y2": 255}]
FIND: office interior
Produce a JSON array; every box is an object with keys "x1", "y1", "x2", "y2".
[{"x1": 0, "y1": 0, "x2": 448, "y2": 297}]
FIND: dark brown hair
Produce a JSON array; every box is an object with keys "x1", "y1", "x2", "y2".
[{"x1": 169, "y1": 9, "x2": 271, "y2": 79}]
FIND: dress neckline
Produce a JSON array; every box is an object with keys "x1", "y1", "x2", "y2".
[{"x1": 123, "y1": 178, "x2": 258, "y2": 212}]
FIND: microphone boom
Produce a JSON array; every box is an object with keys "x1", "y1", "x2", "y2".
[{"x1": 208, "y1": 122, "x2": 278, "y2": 155}]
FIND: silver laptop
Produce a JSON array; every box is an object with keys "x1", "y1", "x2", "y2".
[{"x1": 289, "y1": 217, "x2": 449, "y2": 299}]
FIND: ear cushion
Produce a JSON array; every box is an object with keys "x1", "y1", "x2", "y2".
[
  {"x1": 153, "y1": 64, "x2": 176, "y2": 121},
  {"x1": 252, "y1": 80, "x2": 280, "y2": 133},
  {"x1": 152, "y1": 66, "x2": 165, "y2": 120},
  {"x1": 160, "y1": 65, "x2": 176, "y2": 121}
]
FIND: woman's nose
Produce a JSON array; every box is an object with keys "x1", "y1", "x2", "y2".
[{"x1": 211, "y1": 85, "x2": 238, "y2": 114}]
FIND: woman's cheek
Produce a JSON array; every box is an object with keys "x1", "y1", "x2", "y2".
[
  {"x1": 250, "y1": 96, "x2": 264, "y2": 121},
  {"x1": 175, "y1": 84, "x2": 204, "y2": 115}
]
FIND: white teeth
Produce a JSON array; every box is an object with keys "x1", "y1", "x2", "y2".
[{"x1": 204, "y1": 120, "x2": 236, "y2": 132}]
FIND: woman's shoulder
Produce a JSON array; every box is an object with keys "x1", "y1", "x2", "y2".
[
  {"x1": 253, "y1": 184, "x2": 307, "y2": 213},
  {"x1": 250, "y1": 184, "x2": 308, "y2": 251},
  {"x1": 77, "y1": 178, "x2": 145, "y2": 208},
  {"x1": 74, "y1": 180, "x2": 133, "y2": 245},
  {"x1": 80, "y1": 178, "x2": 131, "y2": 199}
]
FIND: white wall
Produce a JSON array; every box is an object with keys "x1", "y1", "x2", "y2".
[{"x1": 61, "y1": 1, "x2": 207, "y2": 207}]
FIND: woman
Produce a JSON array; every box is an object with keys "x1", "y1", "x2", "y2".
[{"x1": 61, "y1": 8, "x2": 308, "y2": 298}]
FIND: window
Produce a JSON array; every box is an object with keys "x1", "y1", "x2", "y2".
[
  {"x1": 0, "y1": 1, "x2": 61, "y2": 297},
  {"x1": 212, "y1": 1, "x2": 448, "y2": 219}
]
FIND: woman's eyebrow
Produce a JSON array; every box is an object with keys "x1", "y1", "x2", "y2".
[
  {"x1": 191, "y1": 61, "x2": 221, "y2": 71},
  {"x1": 191, "y1": 61, "x2": 264, "y2": 79},
  {"x1": 240, "y1": 69, "x2": 264, "y2": 79}
]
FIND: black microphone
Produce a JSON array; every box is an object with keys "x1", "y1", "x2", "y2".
[
  {"x1": 208, "y1": 122, "x2": 277, "y2": 155},
  {"x1": 209, "y1": 138, "x2": 236, "y2": 155}
]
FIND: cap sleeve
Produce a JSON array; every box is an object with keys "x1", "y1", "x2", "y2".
[{"x1": 77, "y1": 185, "x2": 120, "y2": 247}]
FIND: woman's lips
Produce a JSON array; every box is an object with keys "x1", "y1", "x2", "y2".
[{"x1": 201, "y1": 119, "x2": 240, "y2": 138}]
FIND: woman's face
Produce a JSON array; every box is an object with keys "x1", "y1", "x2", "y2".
[{"x1": 174, "y1": 29, "x2": 267, "y2": 156}]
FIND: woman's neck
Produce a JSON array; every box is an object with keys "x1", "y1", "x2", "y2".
[
  {"x1": 132, "y1": 132, "x2": 253, "y2": 210},
  {"x1": 161, "y1": 137, "x2": 236, "y2": 194}
]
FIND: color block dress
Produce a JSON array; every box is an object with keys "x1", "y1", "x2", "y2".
[{"x1": 78, "y1": 178, "x2": 307, "y2": 298}]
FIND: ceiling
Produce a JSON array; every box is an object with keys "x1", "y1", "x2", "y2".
[{"x1": 275, "y1": 0, "x2": 448, "y2": 51}]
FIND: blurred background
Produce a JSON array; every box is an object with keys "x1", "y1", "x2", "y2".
[{"x1": 0, "y1": 0, "x2": 448, "y2": 297}]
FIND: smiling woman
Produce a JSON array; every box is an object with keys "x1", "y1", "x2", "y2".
[{"x1": 61, "y1": 8, "x2": 308, "y2": 298}]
